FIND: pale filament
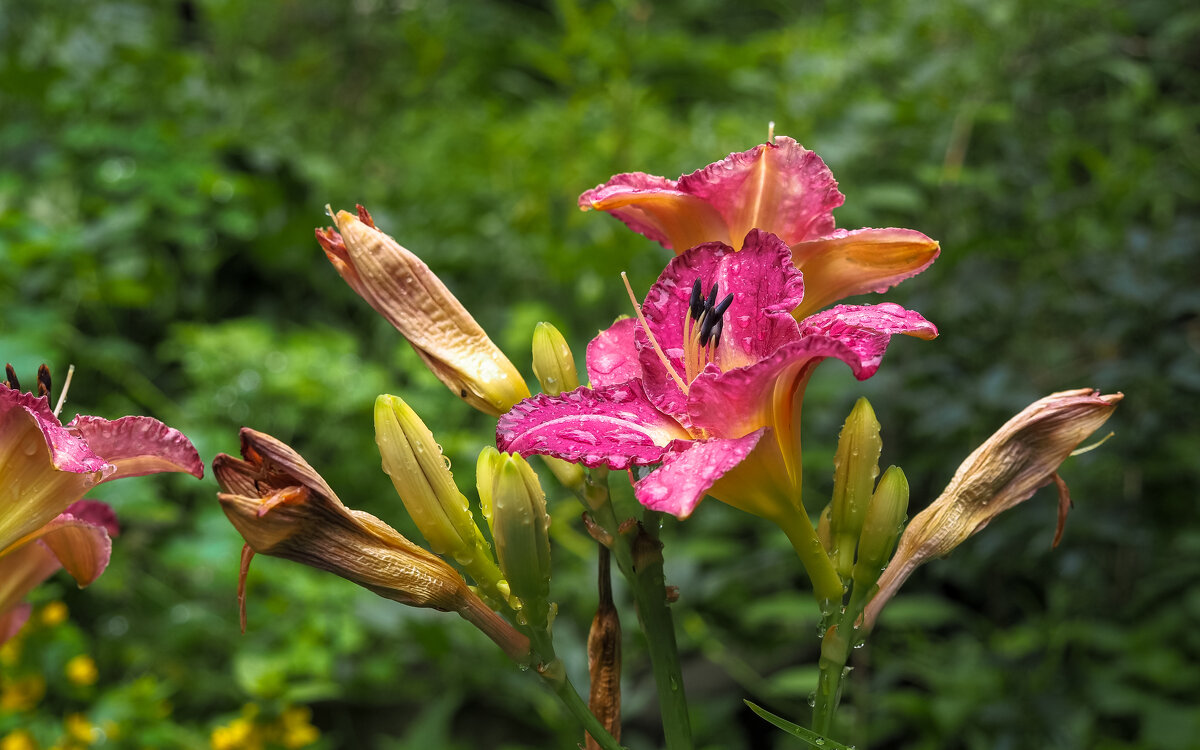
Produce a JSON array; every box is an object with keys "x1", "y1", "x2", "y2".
[{"x1": 621, "y1": 272, "x2": 689, "y2": 394}]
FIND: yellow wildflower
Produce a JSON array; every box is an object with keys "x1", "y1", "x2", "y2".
[
  {"x1": 39, "y1": 602, "x2": 68, "y2": 627},
  {"x1": 210, "y1": 718, "x2": 260, "y2": 750},
  {"x1": 64, "y1": 714, "x2": 97, "y2": 744},
  {"x1": 280, "y1": 706, "x2": 320, "y2": 749},
  {"x1": 0, "y1": 674, "x2": 45, "y2": 711},
  {"x1": 65, "y1": 655, "x2": 97, "y2": 686},
  {"x1": 0, "y1": 730, "x2": 38, "y2": 750}
]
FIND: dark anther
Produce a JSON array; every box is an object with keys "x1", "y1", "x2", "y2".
[
  {"x1": 699, "y1": 312, "x2": 719, "y2": 346},
  {"x1": 711, "y1": 319, "x2": 724, "y2": 349},
  {"x1": 4, "y1": 364, "x2": 18, "y2": 391},
  {"x1": 689, "y1": 278, "x2": 704, "y2": 320},
  {"x1": 705, "y1": 282, "x2": 719, "y2": 314},
  {"x1": 712, "y1": 293, "x2": 734, "y2": 319},
  {"x1": 37, "y1": 365, "x2": 52, "y2": 399}
]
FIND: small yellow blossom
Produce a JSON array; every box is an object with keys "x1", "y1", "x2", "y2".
[
  {"x1": 0, "y1": 639, "x2": 20, "y2": 666},
  {"x1": 64, "y1": 714, "x2": 97, "y2": 744},
  {"x1": 279, "y1": 706, "x2": 320, "y2": 749},
  {"x1": 0, "y1": 729, "x2": 38, "y2": 750},
  {"x1": 0, "y1": 674, "x2": 45, "y2": 711},
  {"x1": 39, "y1": 602, "x2": 69, "y2": 627},
  {"x1": 210, "y1": 718, "x2": 261, "y2": 750},
  {"x1": 65, "y1": 655, "x2": 98, "y2": 686}
]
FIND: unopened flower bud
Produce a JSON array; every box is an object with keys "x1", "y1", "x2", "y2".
[
  {"x1": 531, "y1": 322, "x2": 579, "y2": 397},
  {"x1": 852, "y1": 465, "x2": 908, "y2": 591},
  {"x1": 830, "y1": 397, "x2": 882, "y2": 578},
  {"x1": 487, "y1": 452, "x2": 552, "y2": 628},
  {"x1": 373, "y1": 395, "x2": 505, "y2": 600},
  {"x1": 317, "y1": 206, "x2": 530, "y2": 416}
]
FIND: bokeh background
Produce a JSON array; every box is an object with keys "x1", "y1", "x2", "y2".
[{"x1": 2, "y1": 0, "x2": 1198, "y2": 748}]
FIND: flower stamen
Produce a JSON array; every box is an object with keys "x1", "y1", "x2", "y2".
[{"x1": 682, "y1": 280, "x2": 733, "y2": 382}]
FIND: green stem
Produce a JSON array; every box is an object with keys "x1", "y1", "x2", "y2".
[
  {"x1": 774, "y1": 507, "x2": 845, "y2": 607},
  {"x1": 529, "y1": 627, "x2": 626, "y2": 750},
  {"x1": 629, "y1": 510, "x2": 693, "y2": 750},
  {"x1": 578, "y1": 471, "x2": 693, "y2": 750},
  {"x1": 811, "y1": 585, "x2": 869, "y2": 737}
]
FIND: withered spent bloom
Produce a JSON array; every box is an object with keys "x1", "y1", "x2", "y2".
[
  {"x1": 213, "y1": 428, "x2": 529, "y2": 662},
  {"x1": 863, "y1": 388, "x2": 1122, "y2": 629}
]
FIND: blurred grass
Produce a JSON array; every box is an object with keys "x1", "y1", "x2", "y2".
[{"x1": 1, "y1": 0, "x2": 1197, "y2": 748}]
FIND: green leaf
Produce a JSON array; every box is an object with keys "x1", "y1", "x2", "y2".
[{"x1": 743, "y1": 700, "x2": 854, "y2": 749}]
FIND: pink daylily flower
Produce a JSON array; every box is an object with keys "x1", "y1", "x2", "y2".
[
  {"x1": 497, "y1": 230, "x2": 935, "y2": 521},
  {"x1": 0, "y1": 376, "x2": 203, "y2": 642},
  {"x1": 579, "y1": 136, "x2": 940, "y2": 320}
]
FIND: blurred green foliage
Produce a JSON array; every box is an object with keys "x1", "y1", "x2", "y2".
[{"x1": 1, "y1": 0, "x2": 1197, "y2": 747}]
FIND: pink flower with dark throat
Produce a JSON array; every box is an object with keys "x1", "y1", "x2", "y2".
[
  {"x1": 497, "y1": 231, "x2": 935, "y2": 523},
  {"x1": 0, "y1": 365, "x2": 203, "y2": 642},
  {"x1": 580, "y1": 136, "x2": 940, "y2": 320}
]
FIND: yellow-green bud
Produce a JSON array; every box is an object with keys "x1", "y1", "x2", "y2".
[
  {"x1": 488, "y1": 452, "x2": 552, "y2": 628},
  {"x1": 531, "y1": 322, "x2": 579, "y2": 397},
  {"x1": 830, "y1": 397, "x2": 882, "y2": 579},
  {"x1": 852, "y1": 465, "x2": 909, "y2": 591},
  {"x1": 374, "y1": 394, "x2": 502, "y2": 599}
]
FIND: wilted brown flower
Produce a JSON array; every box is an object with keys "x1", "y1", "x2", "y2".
[
  {"x1": 864, "y1": 388, "x2": 1122, "y2": 629},
  {"x1": 214, "y1": 428, "x2": 529, "y2": 661}
]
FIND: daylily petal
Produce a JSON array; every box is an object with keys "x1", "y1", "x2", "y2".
[
  {"x1": 864, "y1": 389, "x2": 1123, "y2": 629},
  {"x1": 798, "y1": 303, "x2": 939, "y2": 375},
  {"x1": 0, "y1": 389, "x2": 110, "y2": 553},
  {"x1": 676, "y1": 137, "x2": 845, "y2": 247},
  {"x1": 688, "y1": 336, "x2": 858, "y2": 440},
  {"x1": 579, "y1": 172, "x2": 732, "y2": 252},
  {"x1": 634, "y1": 430, "x2": 766, "y2": 519},
  {"x1": 790, "y1": 228, "x2": 941, "y2": 320},
  {"x1": 1, "y1": 387, "x2": 109, "y2": 475},
  {"x1": 580, "y1": 138, "x2": 846, "y2": 253},
  {"x1": 0, "y1": 543, "x2": 60, "y2": 633},
  {"x1": 586, "y1": 317, "x2": 641, "y2": 388},
  {"x1": 21, "y1": 511, "x2": 114, "y2": 588},
  {"x1": 640, "y1": 230, "x2": 805, "y2": 369},
  {"x1": 317, "y1": 206, "x2": 530, "y2": 416},
  {"x1": 0, "y1": 604, "x2": 32, "y2": 644},
  {"x1": 497, "y1": 382, "x2": 689, "y2": 470},
  {"x1": 68, "y1": 415, "x2": 204, "y2": 481}
]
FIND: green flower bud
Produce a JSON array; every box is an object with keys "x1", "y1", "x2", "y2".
[
  {"x1": 374, "y1": 395, "x2": 503, "y2": 597},
  {"x1": 531, "y1": 322, "x2": 579, "y2": 397},
  {"x1": 830, "y1": 397, "x2": 882, "y2": 579},
  {"x1": 852, "y1": 465, "x2": 909, "y2": 591},
  {"x1": 489, "y1": 452, "x2": 552, "y2": 628}
]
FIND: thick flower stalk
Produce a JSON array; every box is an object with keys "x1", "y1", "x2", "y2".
[
  {"x1": 1, "y1": 369, "x2": 203, "y2": 642},
  {"x1": 580, "y1": 136, "x2": 940, "y2": 319},
  {"x1": 213, "y1": 428, "x2": 529, "y2": 662},
  {"x1": 863, "y1": 388, "x2": 1123, "y2": 629},
  {"x1": 498, "y1": 231, "x2": 935, "y2": 602},
  {"x1": 316, "y1": 205, "x2": 529, "y2": 416}
]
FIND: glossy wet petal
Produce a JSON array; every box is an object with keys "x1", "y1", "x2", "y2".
[
  {"x1": 68, "y1": 415, "x2": 204, "y2": 481},
  {"x1": 634, "y1": 430, "x2": 766, "y2": 518},
  {"x1": 789, "y1": 228, "x2": 941, "y2": 319},
  {"x1": 586, "y1": 317, "x2": 641, "y2": 388},
  {"x1": 798, "y1": 303, "x2": 939, "y2": 375},
  {"x1": 1, "y1": 387, "x2": 108, "y2": 475},
  {"x1": 496, "y1": 383, "x2": 689, "y2": 470},
  {"x1": 676, "y1": 136, "x2": 845, "y2": 247},
  {"x1": 579, "y1": 172, "x2": 731, "y2": 252}
]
